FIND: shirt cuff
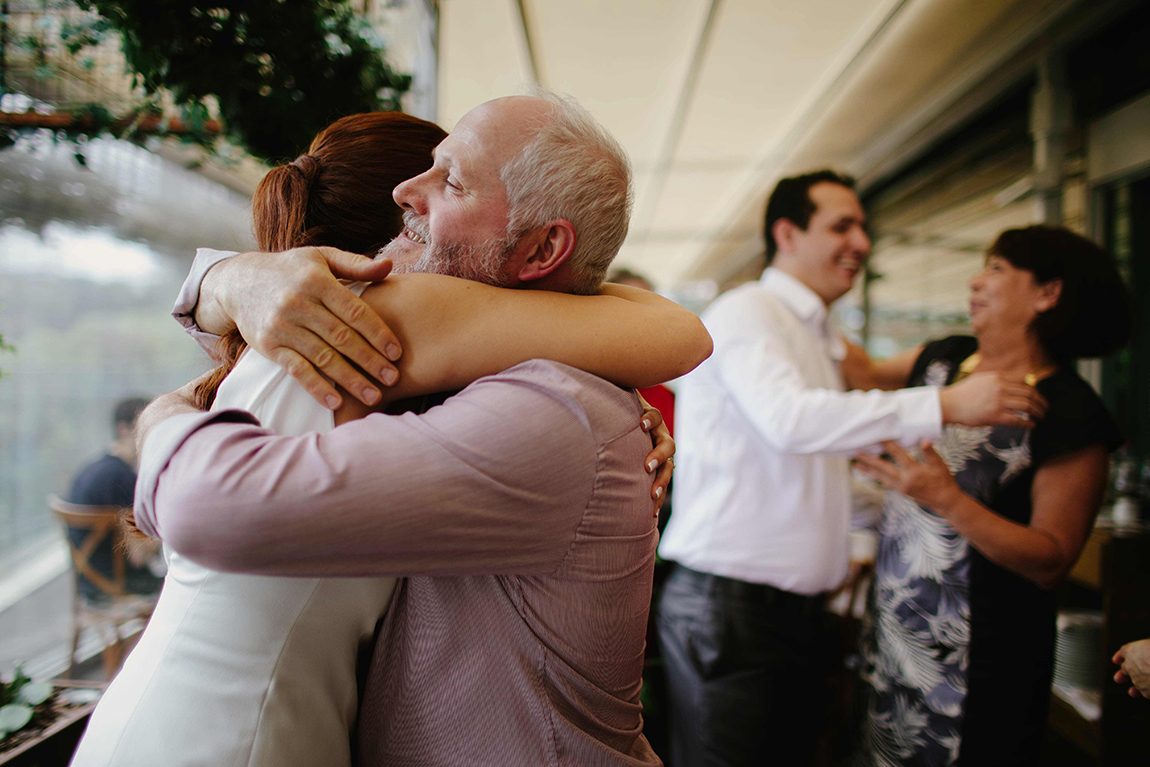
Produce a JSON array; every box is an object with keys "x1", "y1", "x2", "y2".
[
  {"x1": 172, "y1": 248, "x2": 239, "y2": 354},
  {"x1": 134, "y1": 408, "x2": 259, "y2": 540},
  {"x1": 895, "y1": 385, "x2": 944, "y2": 444}
]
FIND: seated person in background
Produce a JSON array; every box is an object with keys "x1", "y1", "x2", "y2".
[{"x1": 67, "y1": 397, "x2": 163, "y2": 603}]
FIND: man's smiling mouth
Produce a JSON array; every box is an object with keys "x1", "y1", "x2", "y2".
[{"x1": 403, "y1": 229, "x2": 426, "y2": 245}]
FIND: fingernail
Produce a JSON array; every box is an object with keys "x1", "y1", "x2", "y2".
[
  {"x1": 642, "y1": 418, "x2": 652, "y2": 430},
  {"x1": 325, "y1": 395, "x2": 340, "y2": 410},
  {"x1": 363, "y1": 388, "x2": 380, "y2": 405},
  {"x1": 381, "y1": 368, "x2": 398, "y2": 386},
  {"x1": 647, "y1": 459, "x2": 658, "y2": 473},
  {"x1": 655, "y1": 486, "x2": 664, "y2": 499},
  {"x1": 386, "y1": 343, "x2": 401, "y2": 361}
]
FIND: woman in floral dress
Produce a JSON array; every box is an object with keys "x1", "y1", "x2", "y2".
[{"x1": 850, "y1": 226, "x2": 1131, "y2": 766}]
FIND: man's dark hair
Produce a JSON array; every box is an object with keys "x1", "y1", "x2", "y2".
[
  {"x1": 113, "y1": 397, "x2": 149, "y2": 434},
  {"x1": 763, "y1": 170, "x2": 856, "y2": 265}
]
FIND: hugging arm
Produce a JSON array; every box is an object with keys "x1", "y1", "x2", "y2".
[
  {"x1": 135, "y1": 366, "x2": 633, "y2": 577},
  {"x1": 179, "y1": 247, "x2": 711, "y2": 409},
  {"x1": 356, "y1": 274, "x2": 711, "y2": 403}
]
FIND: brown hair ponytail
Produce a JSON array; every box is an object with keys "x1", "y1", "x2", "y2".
[{"x1": 190, "y1": 112, "x2": 447, "y2": 411}]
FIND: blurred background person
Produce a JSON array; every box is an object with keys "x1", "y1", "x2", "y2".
[
  {"x1": 1114, "y1": 639, "x2": 1150, "y2": 698},
  {"x1": 852, "y1": 225, "x2": 1132, "y2": 766},
  {"x1": 655, "y1": 171, "x2": 1043, "y2": 767},
  {"x1": 66, "y1": 397, "x2": 163, "y2": 604}
]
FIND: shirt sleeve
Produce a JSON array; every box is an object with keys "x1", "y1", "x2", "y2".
[
  {"x1": 1031, "y1": 373, "x2": 1125, "y2": 467},
  {"x1": 172, "y1": 248, "x2": 239, "y2": 354},
  {"x1": 708, "y1": 293, "x2": 943, "y2": 455},
  {"x1": 134, "y1": 362, "x2": 601, "y2": 578}
]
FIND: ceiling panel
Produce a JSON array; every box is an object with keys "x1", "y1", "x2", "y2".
[
  {"x1": 670, "y1": 0, "x2": 900, "y2": 164},
  {"x1": 522, "y1": 0, "x2": 712, "y2": 166},
  {"x1": 433, "y1": 0, "x2": 1072, "y2": 289},
  {"x1": 438, "y1": 0, "x2": 532, "y2": 130},
  {"x1": 643, "y1": 168, "x2": 746, "y2": 237}
]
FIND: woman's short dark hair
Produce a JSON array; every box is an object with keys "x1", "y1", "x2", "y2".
[
  {"x1": 988, "y1": 225, "x2": 1132, "y2": 361},
  {"x1": 763, "y1": 170, "x2": 856, "y2": 265}
]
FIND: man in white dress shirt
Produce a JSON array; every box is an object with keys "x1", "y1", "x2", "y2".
[{"x1": 656, "y1": 170, "x2": 1046, "y2": 766}]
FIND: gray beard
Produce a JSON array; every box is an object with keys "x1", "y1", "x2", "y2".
[{"x1": 381, "y1": 217, "x2": 517, "y2": 286}]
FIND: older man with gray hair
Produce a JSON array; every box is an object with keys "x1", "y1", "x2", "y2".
[{"x1": 133, "y1": 93, "x2": 676, "y2": 765}]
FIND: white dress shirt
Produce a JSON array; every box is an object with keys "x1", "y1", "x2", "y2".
[{"x1": 658, "y1": 268, "x2": 943, "y2": 595}]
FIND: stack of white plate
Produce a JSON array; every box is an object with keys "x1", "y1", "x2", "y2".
[{"x1": 1054, "y1": 611, "x2": 1103, "y2": 689}]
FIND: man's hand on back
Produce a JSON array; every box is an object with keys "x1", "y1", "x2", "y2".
[
  {"x1": 198, "y1": 247, "x2": 403, "y2": 410},
  {"x1": 938, "y1": 371, "x2": 1048, "y2": 429}
]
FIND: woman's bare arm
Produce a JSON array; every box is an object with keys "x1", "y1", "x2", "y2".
[
  {"x1": 854, "y1": 441, "x2": 1108, "y2": 590},
  {"x1": 352, "y1": 273, "x2": 711, "y2": 405}
]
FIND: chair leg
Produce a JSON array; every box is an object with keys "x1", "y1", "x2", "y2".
[
  {"x1": 102, "y1": 634, "x2": 124, "y2": 680},
  {"x1": 64, "y1": 619, "x2": 81, "y2": 680}
]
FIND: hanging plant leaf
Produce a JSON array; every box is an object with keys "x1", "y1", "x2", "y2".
[
  {"x1": 73, "y1": 0, "x2": 413, "y2": 163},
  {"x1": 0, "y1": 704, "x2": 33, "y2": 739},
  {"x1": 16, "y1": 683, "x2": 54, "y2": 707}
]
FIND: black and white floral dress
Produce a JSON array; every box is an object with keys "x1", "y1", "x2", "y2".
[{"x1": 856, "y1": 336, "x2": 1121, "y2": 767}]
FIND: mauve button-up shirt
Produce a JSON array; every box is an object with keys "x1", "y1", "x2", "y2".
[{"x1": 135, "y1": 360, "x2": 662, "y2": 766}]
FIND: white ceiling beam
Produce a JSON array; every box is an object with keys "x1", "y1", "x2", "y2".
[{"x1": 629, "y1": 0, "x2": 724, "y2": 244}]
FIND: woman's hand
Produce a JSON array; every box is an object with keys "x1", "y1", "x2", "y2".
[
  {"x1": 1114, "y1": 639, "x2": 1150, "y2": 698},
  {"x1": 201, "y1": 247, "x2": 403, "y2": 410},
  {"x1": 852, "y1": 440, "x2": 964, "y2": 515},
  {"x1": 639, "y1": 396, "x2": 675, "y2": 516}
]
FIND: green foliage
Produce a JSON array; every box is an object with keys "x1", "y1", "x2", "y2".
[
  {"x1": 74, "y1": 0, "x2": 413, "y2": 162},
  {"x1": 0, "y1": 333, "x2": 13, "y2": 380},
  {"x1": 0, "y1": 665, "x2": 52, "y2": 740}
]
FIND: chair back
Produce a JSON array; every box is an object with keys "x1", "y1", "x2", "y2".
[{"x1": 48, "y1": 494, "x2": 129, "y2": 599}]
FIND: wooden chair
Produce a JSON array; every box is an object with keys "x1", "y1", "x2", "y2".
[{"x1": 47, "y1": 494, "x2": 157, "y2": 679}]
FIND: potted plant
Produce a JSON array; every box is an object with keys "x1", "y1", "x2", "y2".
[{"x1": 0, "y1": 667, "x2": 101, "y2": 766}]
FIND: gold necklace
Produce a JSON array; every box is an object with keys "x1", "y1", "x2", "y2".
[{"x1": 956, "y1": 352, "x2": 1054, "y2": 386}]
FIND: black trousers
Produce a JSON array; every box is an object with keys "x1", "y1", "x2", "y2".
[{"x1": 656, "y1": 564, "x2": 832, "y2": 767}]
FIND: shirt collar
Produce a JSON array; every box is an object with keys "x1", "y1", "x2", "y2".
[{"x1": 760, "y1": 268, "x2": 847, "y2": 361}]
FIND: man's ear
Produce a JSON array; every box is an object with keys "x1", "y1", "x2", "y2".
[
  {"x1": 772, "y1": 218, "x2": 798, "y2": 257},
  {"x1": 513, "y1": 219, "x2": 577, "y2": 283}
]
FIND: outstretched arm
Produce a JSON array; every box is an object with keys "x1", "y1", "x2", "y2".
[
  {"x1": 135, "y1": 364, "x2": 657, "y2": 577},
  {"x1": 841, "y1": 339, "x2": 922, "y2": 391},
  {"x1": 354, "y1": 273, "x2": 711, "y2": 403},
  {"x1": 180, "y1": 247, "x2": 710, "y2": 409}
]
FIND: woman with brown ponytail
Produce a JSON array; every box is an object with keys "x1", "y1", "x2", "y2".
[{"x1": 72, "y1": 111, "x2": 709, "y2": 767}]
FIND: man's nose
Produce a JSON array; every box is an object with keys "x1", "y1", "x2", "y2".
[
  {"x1": 393, "y1": 173, "x2": 428, "y2": 214},
  {"x1": 853, "y1": 226, "x2": 871, "y2": 255}
]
